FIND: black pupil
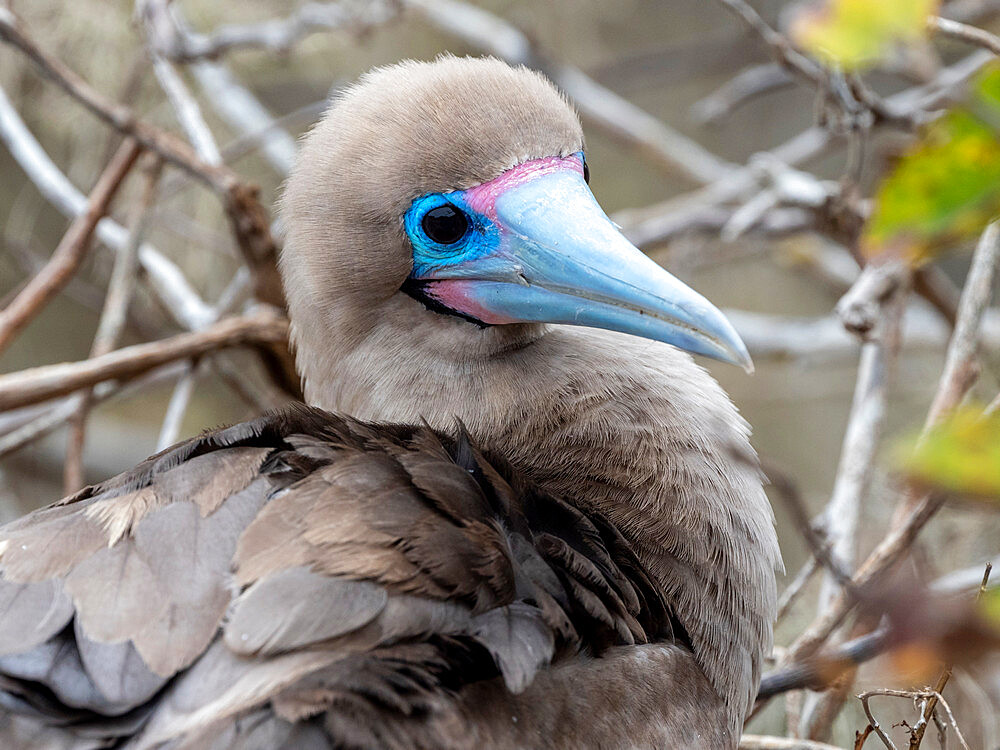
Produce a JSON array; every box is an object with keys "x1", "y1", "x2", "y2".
[{"x1": 422, "y1": 205, "x2": 468, "y2": 245}]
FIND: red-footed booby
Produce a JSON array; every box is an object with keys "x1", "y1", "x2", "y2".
[{"x1": 0, "y1": 56, "x2": 779, "y2": 749}]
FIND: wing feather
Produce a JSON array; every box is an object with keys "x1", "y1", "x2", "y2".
[{"x1": 0, "y1": 405, "x2": 678, "y2": 748}]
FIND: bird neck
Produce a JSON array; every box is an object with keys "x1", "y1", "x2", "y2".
[{"x1": 301, "y1": 321, "x2": 778, "y2": 724}]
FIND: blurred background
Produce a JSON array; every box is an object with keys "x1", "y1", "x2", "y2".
[{"x1": 1, "y1": 0, "x2": 999, "y2": 747}]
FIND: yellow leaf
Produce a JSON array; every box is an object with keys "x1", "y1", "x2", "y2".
[
  {"x1": 891, "y1": 407, "x2": 1000, "y2": 500},
  {"x1": 793, "y1": 0, "x2": 938, "y2": 69},
  {"x1": 862, "y1": 64, "x2": 1000, "y2": 261}
]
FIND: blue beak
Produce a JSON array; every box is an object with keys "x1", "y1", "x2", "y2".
[{"x1": 418, "y1": 168, "x2": 752, "y2": 372}]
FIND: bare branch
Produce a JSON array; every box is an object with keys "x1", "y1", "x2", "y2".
[
  {"x1": 777, "y1": 555, "x2": 821, "y2": 623},
  {"x1": 727, "y1": 306, "x2": 1000, "y2": 362},
  {"x1": 859, "y1": 692, "x2": 898, "y2": 750},
  {"x1": 155, "y1": 363, "x2": 199, "y2": 450},
  {"x1": 714, "y1": 0, "x2": 827, "y2": 90},
  {"x1": 910, "y1": 565, "x2": 991, "y2": 750},
  {"x1": 621, "y1": 49, "x2": 993, "y2": 250},
  {"x1": 0, "y1": 308, "x2": 289, "y2": 412},
  {"x1": 154, "y1": 268, "x2": 252, "y2": 450},
  {"x1": 835, "y1": 261, "x2": 909, "y2": 339},
  {"x1": 818, "y1": 308, "x2": 899, "y2": 593},
  {"x1": 757, "y1": 626, "x2": 890, "y2": 699},
  {"x1": 141, "y1": 0, "x2": 401, "y2": 62},
  {"x1": 0, "y1": 8, "x2": 292, "y2": 333},
  {"x1": 150, "y1": 54, "x2": 222, "y2": 165},
  {"x1": 0, "y1": 8, "x2": 229, "y2": 191},
  {"x1": 0, "y1": 83, "x2": 213, "y2": 329},
  {"x1": 189, "y1": 61, "x2": 297, "y2": 174},
  {"x1": 691, "y1": 63, "x2": 794, "y2": 124},
  {"x1": 858, "y1": 690, "x2": 971, "y2": 750},
  {"x1": 926, "y1": 220, "x2": 1000, "y2": 428},
  {"x1": 801, "y1": 266, "x2": 909, "y2": 733},
  {"x1": 739, "y1": 736, "x2": 847, "y2": 750},
  {"x1": 64, "y1": 155, "x2": 164, "y2": 494},
  {"x1": 0, "y1": 139, "x2": 142, "y2": 356},
  {"x1": 405, "y1": 0, "x2": 737, "y2": 185},
  {"x1": 778, "y1": 220, "x2": 1000, "y2": 671},
  {"x1": 0, "y1": 363, "x2": 189, "y2": 460},
  {"x1": 931, "y1": 16, "x2": 1000, "y2": 55}
]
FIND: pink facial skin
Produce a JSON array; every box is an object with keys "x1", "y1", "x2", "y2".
[
  {"x1": 421, "y1": 154, "x2": 585, "y2": 325},
  {"x1": 423, "y1": 280, "x2": 521, "y2": 325},
  {"x1": 461, "y1": 154, "x2": 585, "y2": 223}
]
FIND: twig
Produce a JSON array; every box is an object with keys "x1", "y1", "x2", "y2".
[
  {"x1": 621, "y1": 50, "x2": 993, "y2": 250},
  {"x1": 0, "y1": 82, "x2": 213, "y2": 330},
  {"x1": 404, "y1": 0, "x2": 737, "y2": 185},
  {"x1": 64, "y1": 155, "x2": 164, "y2": 494},
  {"x1": 0, "y1": 308, "x2": 289, "y2": 412},
  {"x1": 0, "y1": 362, "x2": 190, "y2": 460},
  {"x1": 909, "y1": 564, "x2": 992, "y2": 750},
  {"x1": 835, "y1": 261, "x2": 909, "y2": 339},
  {"x1": 156, "y1": 361, "x2": 200, "y2": 450},
  {"x1": 713, "y1": 0, "x2": 827, "y2": 90},
  {"x1": 153, "y1": 268, "x2": 252, "y2": 450},
  {"x1": 691, "y1": 63, "x2": 795, "y2": 124},
  {"x1": 0, "y1": 139, "x2": 142, "y2": 356},
  {"x1": 0, "y1": 10, "x2": 290, "y2": 322},
  {"x1": 802, "y1": 267, "x2": 908, "y2": 737},
  {"x1": 763, "y1": 461, "x2": 855, "y2": 590},
  {"x1": 855, "y1": 725, "x2": 875, "y2": 750},
  {"x1": 859, "y1": 692, "x2": 898, "y2": 750},
  {"x1": 150, "y1": 55, "x2": 222, "y2": 165},
  {"x1": 925, "y1": 220, "x2": 1000, "y2": 429},
  {"x1": 189, "y1": 61, "x2": 297, "y2": 174},
  {"x1": 777, "y1": 555, "x2": 822, "y2": 623},
  {"x1": 739, "y1": 736, "x2": 847, "y2": 750},
  {"x1": 140, "y1": 0, "x2": 222, "y2": 169},
  {"x1": 727, "y1": 306, "x2": 1000, "y2": 362},
  {"x1": 758, "y1": 626, "x2": 890, "y2": 700},
  {"x1": 765, "y1": 220, "x2": 1000, "y2": 712},
  {"x1": 858, "y1": 690, "x2": 971, "y2": 750},
  {"x1": 760, "y1": 563, "x2": 998, "y2": 702},
  {"x1": 0, "y1": 8, "x2": 227, "y2": 191},
  {"x1": 143, "y1": 1, "x2": 338, "y2": 175},
  {"x1": 140, "y1": 0, "x2": 401, "y2": 62},
  {"x1": 930, "y1": 16, "x2": 1000, "y2": 55}
]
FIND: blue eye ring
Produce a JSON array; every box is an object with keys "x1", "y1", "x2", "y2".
[{"x1": 405, "y1": 194, "x2": 476, "y2": 254}]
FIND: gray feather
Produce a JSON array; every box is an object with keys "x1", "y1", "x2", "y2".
[
  {"x1": 0, "y1": 578, "x2": 73, "y2": 656},
  {"x1": 225, "y1": 567, "x2": 388, "y2": 656}
]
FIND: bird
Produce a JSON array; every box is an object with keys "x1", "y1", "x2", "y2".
[{"x1": 0, "y1": 56, "x2": 780, "y2": 749}]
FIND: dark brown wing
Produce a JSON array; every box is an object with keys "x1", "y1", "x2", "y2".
[{"x1": 0, "y1": 404, "x2": 676, "y2": 748}]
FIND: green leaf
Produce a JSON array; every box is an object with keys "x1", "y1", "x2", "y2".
[
  {"x1": 793, "y1": 0, "x2": 937, "y2": 70},
  {"x1": 862, "y1": 64, "x2": 1000, "y2": 260},
  {"x1": 981, "y1": 587, "x2": 1000, "y2": 627},
  {"x1": 892, "y1": 407, "x2": 1000, "y2": 500}
]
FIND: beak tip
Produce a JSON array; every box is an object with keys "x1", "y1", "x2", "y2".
[{"x1": 723, "y1": 345, "x2": 754, "y2": 375}]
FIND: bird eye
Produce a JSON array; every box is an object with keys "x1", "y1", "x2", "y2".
[{"x1": 422, "y1": 204, "x2": 469, "y2": 245}]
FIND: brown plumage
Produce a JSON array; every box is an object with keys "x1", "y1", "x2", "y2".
[{"x1": 0, "y1": 56, "x2": 780, "y2": 748}]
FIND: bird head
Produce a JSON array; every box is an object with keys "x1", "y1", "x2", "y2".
[{"x1": 280, "y1": 56, "x2": 751, "y2": 402}]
